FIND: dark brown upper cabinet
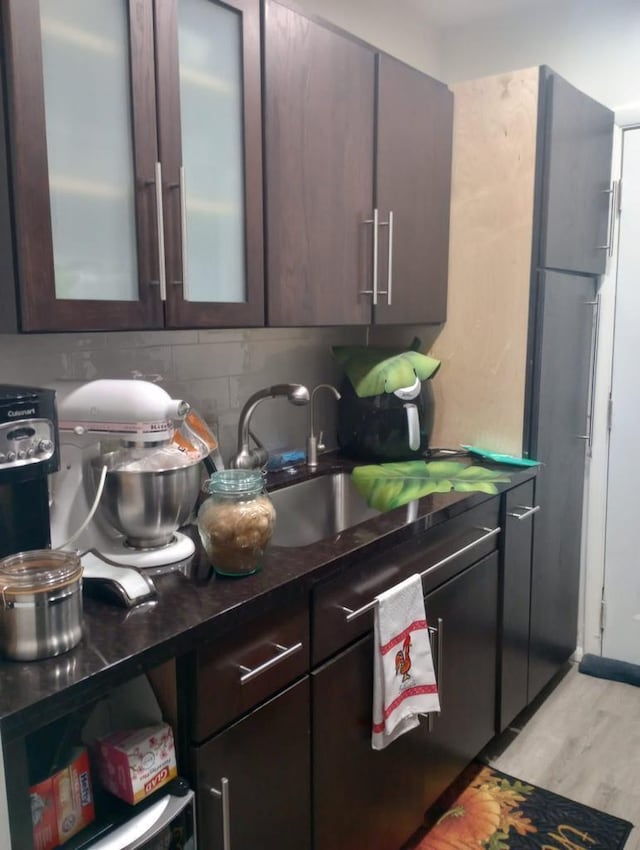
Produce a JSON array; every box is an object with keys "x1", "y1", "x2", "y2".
[
  {"x1": 0, "y1": 0, "x2": 263, "y2": 332},
  {"x1": 539, "y1": 72, "x2": 614, "y2": 276},
  {"x1": 263, "y1": 0, "x2": 453, "y2": 327}
]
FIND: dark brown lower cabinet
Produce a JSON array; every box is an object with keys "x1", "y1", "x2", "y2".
[
  {"x1": 192, "y1": 677, "x2": 311, "y2": 850},
  {"x1": 499, "y1": 480, "x2": 537, "y2": 732},
  {"x1": 312, "y1": 552, "x2": 498, "y2": 850},
  {"x1": 420, "y1": 552, "x2": 499, "y2": 807},
  {"x1": 528, "y1": 272, "x2": 596, "y2": 700}
]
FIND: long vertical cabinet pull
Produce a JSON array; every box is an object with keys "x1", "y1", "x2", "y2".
[
  {"x1": 376, "y1": 211, "x2": 393, "y2": 304},
  {"x1": 209, "y1": 777, "x2": 231, "y2": 850},
  {"x1": 577, "y1": 295, "x2": 600, "y2": 454},
  {"x1": 179, "y1": 165, "x2": 190, "y2": 300},
  {"x1": 426, "y1": 617, "x2": 444, "y2": 732},
  {"x1": 598, "y1": 182, "x2": 618, "y2": 257},
  {"x1": 386, "y1": 210, "x2": 394, "y2": 305},
  {"x1": 153, "y1": 162, "x2": 167, "y2": 301},
  {"x1": 361, "y1": 209, "x2": 380, "y2": 304}
]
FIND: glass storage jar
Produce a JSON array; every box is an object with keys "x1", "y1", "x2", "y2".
[{"x1": 197, "y1": 470, "x2": 276, "y2": 577}]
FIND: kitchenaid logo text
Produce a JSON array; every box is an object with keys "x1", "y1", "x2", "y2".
[{"x1": 7, "y1": 408, "x2": 36, "y2": 418}]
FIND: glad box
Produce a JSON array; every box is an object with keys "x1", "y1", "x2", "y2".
[
  {"x1": 95, "y1": 723, "x2": 177, "y2": 805},
  {"x1": 30, "y1": 748, "x2": 95, "y2": 850}
]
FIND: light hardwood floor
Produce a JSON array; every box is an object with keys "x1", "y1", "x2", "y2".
[{"x1": 484, "y1": 663, "x2": 640, "y2": 849}]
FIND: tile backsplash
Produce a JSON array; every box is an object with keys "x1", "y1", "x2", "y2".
[
  {"x1": 0, "y1": 324, "x2": 438, "y2": 465},
  {"x1": 0, "y1": 328, "x2": 365, "y2": 465}
]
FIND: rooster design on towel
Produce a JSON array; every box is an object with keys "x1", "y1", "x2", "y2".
[{"x1": 395, "y1": 634, "x2": 412, "y2": 682}]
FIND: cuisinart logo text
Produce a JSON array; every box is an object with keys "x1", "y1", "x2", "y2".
[{"x1": 7, "y1": 408, "x2": 36, "y2": 418}]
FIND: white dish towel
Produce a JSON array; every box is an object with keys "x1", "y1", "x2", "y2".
[{"x1": 372, "y1": 573, "x2": 440, "y2": 750}]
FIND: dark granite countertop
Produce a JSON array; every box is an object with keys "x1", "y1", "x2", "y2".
[{"x1": 0, "y1": 453, "x2": 538, "y2": 742}]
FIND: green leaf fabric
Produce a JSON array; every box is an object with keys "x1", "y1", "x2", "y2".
[
  {"x1": 332, "y1": 345, "x2": 441, "y2": 397},
  {"x1": 352, "y1": 461, "x2": 512, "y2": 511}
]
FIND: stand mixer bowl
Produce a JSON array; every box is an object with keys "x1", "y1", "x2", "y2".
[{"x1": 90, "y1": 451, "x2": 202, "y2": 548}]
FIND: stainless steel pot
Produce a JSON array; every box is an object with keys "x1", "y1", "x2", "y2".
[
  {"x1": 91, "y1": 450, "x2": 202, "y2": 548},
  {"x1": 0, "y1": 549, "x2": 83, "y2": 661}
]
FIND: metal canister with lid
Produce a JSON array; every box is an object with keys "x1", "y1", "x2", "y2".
[
  {"x1": 197, "y1": 470, "x2": 276, "y2": 577},
  {"x1": 0, "y1": 549, "x2": 83, "y2": 660}
]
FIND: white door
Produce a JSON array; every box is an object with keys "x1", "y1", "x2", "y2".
[{"x1": 603, "y1": 126, "x2": 640, "y2": 664}]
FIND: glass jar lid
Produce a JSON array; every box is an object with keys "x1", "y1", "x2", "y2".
[
  {"x1": 202, "y1": 469, "x2": 265, "y2": 496},
  {"x1": 0, "y1": 549, "x2": 82, "y2": 596}
]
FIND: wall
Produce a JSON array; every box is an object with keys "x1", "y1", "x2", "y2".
[
  {"x1": 292, "y1": 0, "x2": 443, "y2": 78},
  {"x1": 0, "y1": 327, "x2": 368, "y2": 465},
  {"x1": 439, "y1": 0, "x2": 640, "y2": 111}
]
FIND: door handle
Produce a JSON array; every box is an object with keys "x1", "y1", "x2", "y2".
[
  {"x1": 426, "y1": 617, "x2": 444, "y2": 732},
  {"x1": 209, "y1": 777, "x2": 231, "y2": 850},
  {"x1": 149, "y1": 162, "x2": 167, "y2": 301},
  {"x1": 377, "y1": 210, "x2": 394, "y2": 306},
  {"x1": 598, "y1": 182, "x2": 617, "y2": 257},
  {"x1": 361, "y1": 208, "x2": 380, "y2": 304}
]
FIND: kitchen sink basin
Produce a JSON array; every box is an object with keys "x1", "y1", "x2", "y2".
[{"x1": 268, "y1": 472, "x2": 380, "y2": 547}]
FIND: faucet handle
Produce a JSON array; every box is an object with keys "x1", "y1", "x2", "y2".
[{"x1": 317, "y1": 430, "x2": 325, "y2": 452}]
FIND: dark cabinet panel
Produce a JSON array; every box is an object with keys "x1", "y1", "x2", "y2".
[
  {"x1": 264, "y1": 2, "x2": 452, "y2": 328},
  {"x1": 2, "y1": 0, "x2": 163, "y2": 332},
  {"x1": 422, "y1": 552, "x2": 498, "y2": 805},
  {"x1": 312, "y1": 634, "x2": 428, "y2": 850},
  {"x1": 540, "y1": 72, "x2": 614, "y2": 275},
  {"x1": 264, "y1": 0, "x2": 375, "y2": 326},
  {"x1": 1, "y1": 0, "x2": 264, "y2": 332},
  {"x1": 374, "y1": 54, "x2": 452, "y2": 325},
  {"x1": 155, "y1": 0, "x2": 265, "y2": 329},
  {"x1": 528, "y1": 272, "x2": 596, "y2": 700},
  {"x1": 312, "y1": 552, "x2": 498, "y2": 850},
  {"x1": 193, "y1": 677, "x2": 311, "y2": 850},
  {"x1": 499, "y1": 479, "x2": 536, "y2": 731}
]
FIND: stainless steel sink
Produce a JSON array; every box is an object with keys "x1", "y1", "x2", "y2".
[{"x1": 268, "y1": 472, "x2": 380, "y2": 547}]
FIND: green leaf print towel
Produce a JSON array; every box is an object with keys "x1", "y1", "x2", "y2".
[{"x1": 352, "y1": 461, "x2": 512, "y2": 512}]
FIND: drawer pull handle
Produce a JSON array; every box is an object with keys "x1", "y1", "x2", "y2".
[
  {"x1": 507, "y1": 505, "x2": 540, "y2": 521},
  {"x1": 340, "y1": 526, "x2": 501, "y2": 623},
  {"x1": 209, "y1": 777, "x2": 231, "y2": 850},
  {"x1": 238, "y1": 641, "x2": 303, "y2": 685}
]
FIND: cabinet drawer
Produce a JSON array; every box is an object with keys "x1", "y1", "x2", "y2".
[
  {"x1": 190, "y1": 599, "x2": 309, "y2": 742},
  {"x1": 312, "y1": 498, "x2": 500, "y2": 664}
]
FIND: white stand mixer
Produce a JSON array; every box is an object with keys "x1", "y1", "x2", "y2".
[{"x1": 50, "y1": 380, "x2": 207, "y2": 570}]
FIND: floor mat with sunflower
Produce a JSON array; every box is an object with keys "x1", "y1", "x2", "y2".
[{"x1": 406, "y1": 764, "x2": 632, "y2": 849}]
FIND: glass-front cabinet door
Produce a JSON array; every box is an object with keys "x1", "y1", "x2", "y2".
[
  {"x1": 154, "y1": 0, "x2": 264, "y2": 328},
  {"x1": 2, "y1": 0, "x2": 163, "y2": 331},
  {"x1": 1, "y1": 0, "x2": 263, "y2": 332}
]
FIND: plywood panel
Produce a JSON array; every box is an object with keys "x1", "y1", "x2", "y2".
[{"x1": 430, "y1": 68, "x2": 539, "y2": 456}]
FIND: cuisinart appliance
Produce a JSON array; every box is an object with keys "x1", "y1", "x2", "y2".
[{"x1": 0, "y1": 384, "x2": 59, "y2": 558}]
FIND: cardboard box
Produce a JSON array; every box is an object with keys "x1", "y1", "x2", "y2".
[
  {"x1": 30, "y1": 748, "x2": 95, "y2": 850},
  {"x1": 95, "y1": 722, "x2": 177, "y2": 805}
]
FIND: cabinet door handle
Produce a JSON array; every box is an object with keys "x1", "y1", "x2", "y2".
[
  {"x1": 209, "y1": 777, "x2": 231, "y2": 850},
  {"x1": 339, "y1": 526, "x2": 501, "y2": 622},
  {"x1": 361, "y1": 208, "x2": 379, "y2": 304},
  {"x1": 426, "y1": 617, "x2": 444, "y2": 732},
  {"x1": 598, "y1": 182, "x2": 617, "y2": 256},
  {"x1": 178, "y1": 165, "x2": 189, "y2": 299},
  {"x1": 376, "y1": 211, "x2": 394, "y2": 306},
  {"x1": 150, "y1": 161, "x2": 167, "y2": 301},
  {"x1": 386, "y1": 210, "x2": 394, "y2": 305},
  {"x1": 506, "y1": 505, "x2": 540, "y2": 521},
  {"x1": 238, "y1": 641, "x2": 303, "y2": 685}
]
